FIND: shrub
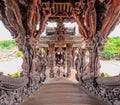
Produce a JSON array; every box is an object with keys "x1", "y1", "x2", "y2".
[
  {"x1": 102, "y1": 37, "x2": 120, "y2": 59},
  {"x1": 104, "y1": 73, "x2": 111, "y2": 78},
  {"x1": 10, "y1": 72, "x2": 20, "y2": 78},
  {"x1": 0, "y1": 40, "x2": 16, "y2": 49},
  {"x1": 16, "y1": 51, "x2": 23, "y2": 57}
]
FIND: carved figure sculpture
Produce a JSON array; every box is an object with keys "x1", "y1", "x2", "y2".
[
  {"x1": 72, "y1": 2, "x2": 88, "y2": 38},
  {"x1": 3, "y1": 0, "x2": 25, "y2": 34},
  {"x1": 32, "y1": 53, "x2": 46, "y2": 82},
  {"x1": 85, "y1": 0, "x2": 96, "y2": 39},
  {"x1": 27, "y1": 0, "x2": 40, "y2": 36},
  {"x1": 23, "y1": 35, "x2": 34, "y2": 78}
]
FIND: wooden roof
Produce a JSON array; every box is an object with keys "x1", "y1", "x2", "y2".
[{"x1": 0, "y1": 0, "x2": 120, "y2": 42}]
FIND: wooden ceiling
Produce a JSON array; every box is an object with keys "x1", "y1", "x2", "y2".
[{"x1": 0, "y1": 0, "x2": 120, "y2": 40}]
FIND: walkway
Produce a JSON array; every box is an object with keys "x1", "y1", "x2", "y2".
[{"x1": 21, "y1": 78, "x2": 107, "y2": 105}]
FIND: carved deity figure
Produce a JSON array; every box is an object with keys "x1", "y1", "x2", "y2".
[
  {"x1": 85, "y1": 0, "x2": 96, "y2": 39},
  {"x1": 27, "y1": 0, "x2": 40, "y2": 36},
  {"x1": 3, "y1": 0, "x2": 25, "y2": 34},
  {"x1": 92, "y1": 32, "x2": 103, "y2": 76},
  {"x1": 32, "y1": 52, "x2": 46, "y2": 81},
  {"x1": 79, "y1": 49, "x2": 87, "y2": 75},
  {"x1": 72, "y1": 2, "x2": 88, "y2": 38},
  {"x1": 67, "y1": 53, "x2": 72, "y2": 77},
  {"x1": 30, "y1": 36, "x2": 38, "y2": 58},
  {"x1": 36, "y1": 1, "x2": 52, "y2": 38},
  {"x1": 87, "y1": 32, "x2": 103, "y2": 76},
  {"x1": 15, "y1": 34, "x2": 24, "y2": 51},
  {"x1": 23, "y1": 35, "x2": 34, "y2": 77},
  {"x1": 75, "y1": 53, "x2": 80, "y2": 75}
]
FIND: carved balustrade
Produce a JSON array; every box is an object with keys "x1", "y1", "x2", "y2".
[
  {"x1": 0, "y1": 55, "x2": 46, "y2": 105},
  {"x1": 79, "y1": 74, "x2": 120, "y2": 105}
]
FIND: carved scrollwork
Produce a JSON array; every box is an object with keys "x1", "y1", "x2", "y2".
[
  {"x1": 95, "y1": 0, "x2": 113, "y2": 30},
  {"x1": 27, "y1": 0, "x2": 40, "y2": 36},
  {"x1": 85, "y1": 0, "x2": 96, "y2": 39},
  {"x1": 86, "y1": 31, "x2": 104, "y2": 76},
  {"x1": 3, "y1": 0, "x2": 25, "y2": 35},
  {"x1": 100, "y1": 0, "x2": 120, "y2": 36}
]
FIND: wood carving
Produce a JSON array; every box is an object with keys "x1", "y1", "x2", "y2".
[
  {"x1": 23, "y1": 35, "x2": 34, "y2": 82},
  {"x1": 48, "y1": 44, "x2": 55, "y2": 78},
  {"x1": 27, "y1": 0, "x2": 40, "y2": 36},
  {"x1": 36, "y1": 1, "x2": 52, "y2": 38},
  {"x1": 3, "y1": 0, "x2": 25, "y2": 35},
  {"x1": 100, "y1": 0, "x2": 120, "y2": 37},
  {"x1": 85, "y1": 0, "x2": 96, "y2": 39},
  {"x1": 72, "y1": 2, "x2": 88, "y2": 38},
  {"x1": 79, "y1": 49, "x2": 87, "y2": 75},
  {"x1": 15, "y1": 34, "x2": 24, "y2": 51},
  {"x1": 75, "y1": 53, "x2": 80, "y2": 80},
  {"x1": 0, "y1": 1, "x2": 18, "y2": 38},
  {"x1": 0, "y1": 0, "x2": 119, "y2": 87},
  {"x1": 95, "y1": 0, "x2": 112, "y2": 30},
  {"x1": 87, "y1": 32, "x2": 103, "y2": 76},
  {"x1": 0, "y1": 1, "x2": 120, "y2": 104}
]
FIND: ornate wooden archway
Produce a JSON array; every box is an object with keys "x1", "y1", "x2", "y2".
[
  {"x1": 0, "y1": 1, "x2": 120, "y2": 104},
  {"x1": 0, "y1": 0, "x2": 120, "y2": 78}
]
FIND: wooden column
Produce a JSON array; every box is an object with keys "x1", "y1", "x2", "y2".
[
  {"x1": 66, "y1": 44, "x2": 73, "y2": 77},
  {"x1": 78, "y1": 48, "x2": 87, "y2": 79},
  {"x1": 75, "y1": 49, "x2": 80, "y2": 81},
  {"x1": 44, "y1": 47, "x2": 48, "y2": 61},
  {"x1": 75, "y1": 47, "x2": 87, "y2": 81},
  {"x1": 72, "y1": 47, "x2": 77, "y2": 68},
  {"x1": 22, "y1": 35, "x2": 34, "y2": 85},
  {"x1": 48, "y1": 44, "x2": 55, "y2": 78},
  {"x1": 87, "y1": 32, "x2": 105, "y2": 76}
]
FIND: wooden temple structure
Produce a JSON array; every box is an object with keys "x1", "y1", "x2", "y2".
[{"x1": 0, "y1": 0, "x2": 120, "y2": 105}]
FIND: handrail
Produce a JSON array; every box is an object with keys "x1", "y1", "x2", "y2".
[
  {"x1": 96, "y1": 75, "x2": 120, "y2": 86},
  {"x1": 0, "y1": 75, "x2": 28, "y2": 90},
  {"x1": 82, "y1": 73, "x2": 94, "y2": 81}
]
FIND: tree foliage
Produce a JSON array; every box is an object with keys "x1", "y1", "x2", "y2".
[
  {"x1": 0, "y1": 40, "x2": 17, "y2": 49},
  {"x1": 102, "y1": 37, "x2": 120, "y2": 59}
]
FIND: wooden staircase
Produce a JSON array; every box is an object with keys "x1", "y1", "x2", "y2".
[{"x1": 21, "y1": 78, "x2": 107, "y2": 105}]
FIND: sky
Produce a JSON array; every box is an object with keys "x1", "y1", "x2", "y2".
[{"x1": 0, "y1": 21, "x2": 120, "y2": 40}]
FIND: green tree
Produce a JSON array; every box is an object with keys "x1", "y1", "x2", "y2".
[
  {"x1": 0, "y1": 40, "x2": 17, "y2": 49},
  {"x1": 102, "y1": 37, "x2": 120, "y2": 59}
]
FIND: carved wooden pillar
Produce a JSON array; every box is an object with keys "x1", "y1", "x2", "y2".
[
  {"x1": 66, "y1": 44, "x2": 73, "y2": 77},
  {"x1": 15, "y1": 34, "x2": 24, "y2": 52},
  {"x1": 43, "y1": 47, "x2": 48, "y2": 61},
  {"x1": 48, "y1": 44, "x2": 55, "y2": 78},
  {"x1": 79, "y1": 48, "x2": 87, "y2": 78},
  {"x1": 75, "y1": 51, "x2": 80, "y2": 81},
  {"x1": 75, "y1": 47, "x2": 87, "y2": 81},
  {"x1": 87, "y1": 32, "x2": 105, "y2": 76},
  {"x1": 72, "y1": 47, "x2": 76, "y2": 68},
  {"x1": 30, "y1": 37, "x2": 38, "y2": 58},
  {"x1": 22, "y1": 35, "x2": 34, "y2": 85}
]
